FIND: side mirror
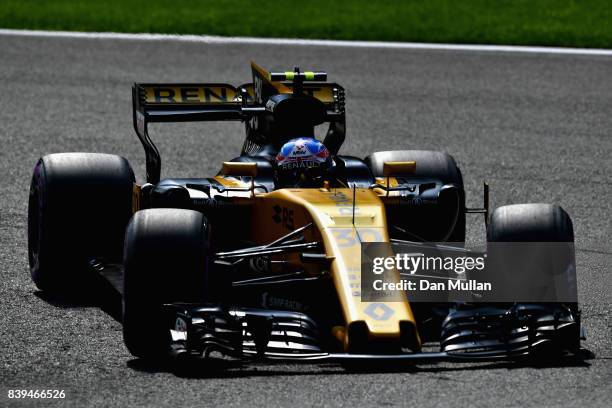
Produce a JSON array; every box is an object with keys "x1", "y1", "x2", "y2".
[
  {"x1": 222, "y1": 162, "x2": 258, "y2": 177},
  {"x1": 221, "y1": 162, "x2": 258, "y2": 197},
  {"x1": 382, "y1": 161, "x2": 416, "y2": 177},
  {"x1": 382, "y1": 161, "x2": 416, "y2": 196}
]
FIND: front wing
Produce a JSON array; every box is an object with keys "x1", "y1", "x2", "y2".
[{"x1": 165, "y1": 303, "x2": 582, "y2": 364}]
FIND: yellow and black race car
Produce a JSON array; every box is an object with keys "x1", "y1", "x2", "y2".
[{"x1": 28, "y1": 62, "x2": 583, "y2": 365}]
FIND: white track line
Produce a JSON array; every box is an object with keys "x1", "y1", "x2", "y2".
[{"x1": 1, "y1": 28, "x2": 611, "y2": 56}]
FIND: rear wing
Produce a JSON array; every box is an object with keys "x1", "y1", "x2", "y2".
[
  {"x1": 133, "y1": 62, "x2": 345, "y2": 183},
  {"x1": 134, "y1": 83, "x2": 244, "y2": 122},
  {"x1": 132, "y1": 82, "x2": 344, "y2": 122}
]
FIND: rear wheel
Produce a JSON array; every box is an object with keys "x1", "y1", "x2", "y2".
[
  {"x1": 364, "y1": 150, "x2": 465, "y2": 243},
  {"x1": 122, "y1": 208, "x2": 211, "y2": 360},
  {"x1": 28, "y1": 153, "x2": 134, "y2": 294}
]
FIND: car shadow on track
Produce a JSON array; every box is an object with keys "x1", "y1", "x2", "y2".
[
  {"x1": 33, "y1": 275, "x2": 595, "y2": 379},
  {"x1": 125, "y1": 351, "x2": 594, "y2": 379},
  {"x1": 34, "y1": 272, "x2": 123, "y2": 323}
]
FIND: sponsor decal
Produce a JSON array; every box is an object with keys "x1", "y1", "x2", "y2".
[
  {"x1": 272, "y1": 205, "x2": 294, "y2": 230},
  {"x1": 364, "y1": 303, "x2": 394, "y2": 321},
  {"x1": 276, "y1": 138, "x2": 329, "y2": 169},
  {"x1": 265, "y1": 99, "x2": 276, "y2": 112},
  {"x1": 281, "y1": 160, "x2": 321, "y2": 170},
  {"x1": 144, "y1": 86, "x2": 237, "y2": 103},
  {"x1": 261, "y1": 292, "x2": 307, "y2": 312},
  {"x1": 401, "y1": 196, "x2": 423, "y2": 206},
  {"x1": 328, "y1": 191, "x2": 354, "y2": 216}
]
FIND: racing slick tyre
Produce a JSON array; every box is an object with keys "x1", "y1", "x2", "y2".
[
  {"x1": 486, "y1": 203, "x2": 579, "y2": 353},
  {"x1": 486, "y1": 203, "x2": 577, "y2": 301},
  {"x1": 28, "y1": 153, "x2": 135, "y2": 294},
  {"x1": 364, "y1": 150, "x2": 465, "y2": 243},
  {"x1": 122, "y1": 209, "x2": 210, "y2": 360},
  {"x1": 487, "y1": 203, "x2": 574, "y2": 242}
]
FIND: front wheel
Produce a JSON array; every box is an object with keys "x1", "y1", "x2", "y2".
[
  {"x1": 486, "y1": 203, "x2": 577, "y2": 303},
  {"x1": 122, "y1": 209, "x2": 211, "y2": 360},
  {"x1": 441, "y1": 204, "x2": 580, "y2": 358},
  {"x1": 486, "y1": 203, "x2": 579, "y2": 353}
]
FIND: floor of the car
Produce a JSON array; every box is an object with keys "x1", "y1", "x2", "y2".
[{"x1": 90, "y1": 260, "x2": 124, "y2": 295}]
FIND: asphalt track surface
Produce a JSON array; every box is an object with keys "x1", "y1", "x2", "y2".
[{"x1": 0, "y1": 35, "x2": 610, "y2": 407}]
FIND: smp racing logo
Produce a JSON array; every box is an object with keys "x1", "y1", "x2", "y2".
[
  {"x1": 261, "y1": 292, "x2": 307, "y2": 312},
  {"x1": 293, "y1": 143, "x2": 307, "y2": 156}
]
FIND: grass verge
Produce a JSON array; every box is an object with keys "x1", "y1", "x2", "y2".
[{"x1": 1, "y1": 0, "x2": 610, "y2": 48}]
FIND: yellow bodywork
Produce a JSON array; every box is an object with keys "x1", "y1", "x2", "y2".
[
  {"x1": 134, "y1": 174, "x2": 422, "y2": 351},
  {"x1": 249, "y1": 187, "x2": 420, "y2": 351}
]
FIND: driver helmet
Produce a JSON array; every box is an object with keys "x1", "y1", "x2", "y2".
[{"x1": 275, "y1": 138, "x2": 332, "y2": 187}]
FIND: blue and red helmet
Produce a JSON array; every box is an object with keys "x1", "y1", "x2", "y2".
[{"x1": 275, "y1": 138, "x2": 332, "y2": 187}]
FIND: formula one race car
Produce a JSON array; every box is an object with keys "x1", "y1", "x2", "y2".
[{"x1": 28, "y1": 62, "x2": 583, "y2": 365}]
